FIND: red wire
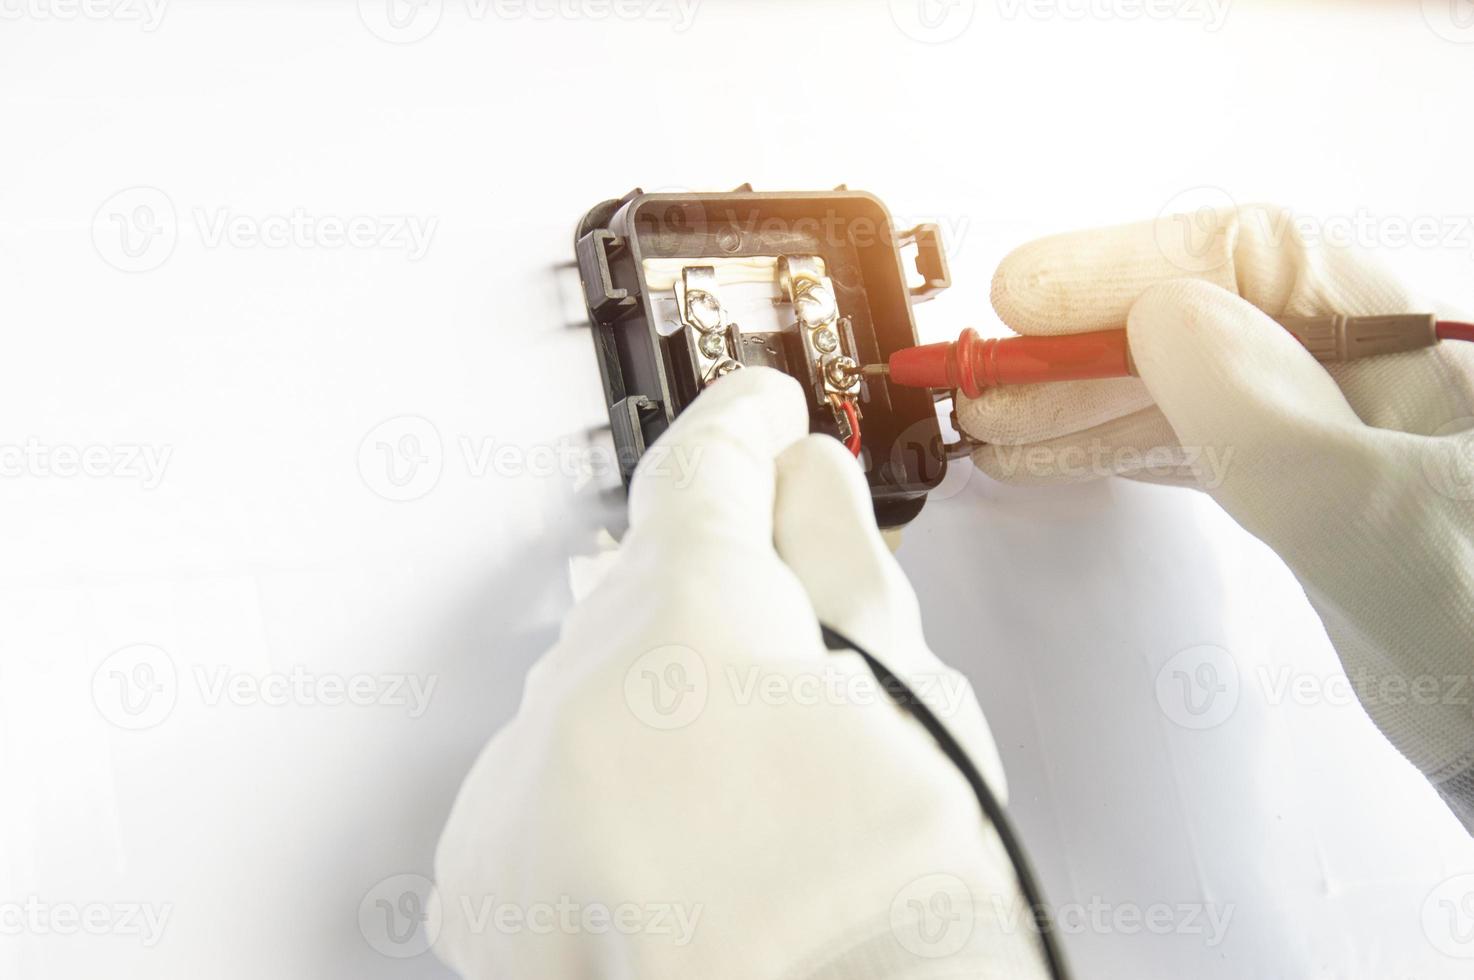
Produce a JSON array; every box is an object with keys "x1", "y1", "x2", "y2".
[
  {"x1": 1437, "y1": 321, "x2": 1474, "y2": 343},
  {"x1": 842, "y1": 400, "x2": 862, "y2": 457}
]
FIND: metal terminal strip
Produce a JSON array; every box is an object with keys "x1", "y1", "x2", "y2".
[
  {"x1": 673, "y1": 266, "x2": 742, "y2": 387},
  {"x1": 777, "y1": 255, "x2": 860, "y2": 401}
]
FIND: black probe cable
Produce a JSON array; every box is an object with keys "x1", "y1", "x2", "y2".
[{"x1": 820, "y1": 624, "x2": 1072, "y2": 980}]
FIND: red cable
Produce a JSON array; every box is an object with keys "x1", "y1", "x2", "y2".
[
  {"x1": 1437, "y1": 321, "x2": 1474, "y2": 343},
  {"x1": 842, "y1": 400, "x2": 862, "y2": 457}
]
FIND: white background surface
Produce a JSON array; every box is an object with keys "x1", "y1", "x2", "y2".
[{"x1": 4, "y1": 1, "x2": 1474, "y2": 977}]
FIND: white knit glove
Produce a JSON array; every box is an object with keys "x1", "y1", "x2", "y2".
[
  {"x1": 434, "y1": 368, "x2": 1052, "y2": 979},
  {"x1": 959, "y1": 205, "x2": 1474, "y2": 829}
]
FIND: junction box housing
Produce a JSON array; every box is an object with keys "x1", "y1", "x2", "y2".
[{"x1": 575, "y1": 186, "x2": 951, "y2": 528}]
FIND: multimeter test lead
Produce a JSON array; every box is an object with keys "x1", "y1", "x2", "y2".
[{"x1": 862, "y1": 315, "x2": 1474, "y2": 397}]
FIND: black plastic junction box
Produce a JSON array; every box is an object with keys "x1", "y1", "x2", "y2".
[{"x1": 575, "y1": 186, "x2": 951, "y2": 528}]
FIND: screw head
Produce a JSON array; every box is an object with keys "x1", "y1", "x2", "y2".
[
  {"x1": 686, "y1": 290, "x2": 724, "y2": 332},
  {"x1": 826, "y1": 356, "x2": 859, "y2": 388},
  {"x1": 794, "y1": 283, "x2": 836, "y2": 328},
  {"x1": 813, "y1": 327, "x2": 839, "y2": 353},
  {"x1": 699, "y1": 331, "x2": 726, "y2": 358}
]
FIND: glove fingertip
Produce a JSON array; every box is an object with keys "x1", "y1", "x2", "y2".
[
  {"x1": 628, "y1": 366, "x2": 810, "y2": 543},
  {"x1": 990, "y1": 243, "x2": 1051, "y2": 335},
  {"x1": 774, "y1": 434, "x2": 877, "y2": 544},
  {"x1": 958, "y1": 377, "x2": 1157, "y2": 447},
  {"x1": 774, "y1": 434, "x2": 917, "y2": 640}
]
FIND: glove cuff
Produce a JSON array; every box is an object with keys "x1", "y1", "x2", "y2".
[{"x1": 1434, "y1": 763, "x2": 1474, "y2": 835}]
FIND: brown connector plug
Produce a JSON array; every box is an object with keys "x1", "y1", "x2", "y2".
[{"x1": 1277, "y1": 313, "x2": 1439, "y2": 362}]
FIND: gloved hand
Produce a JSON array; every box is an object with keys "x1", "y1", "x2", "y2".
[
  {"x1": 959, "y1": 204, "x2": 1474, "y2": 829},
  {"x1": 434, "y1": 368, "x2": 1052, "y2": 979}
]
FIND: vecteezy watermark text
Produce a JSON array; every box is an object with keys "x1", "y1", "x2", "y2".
[
  {"x1": 888, "y1": 873, "x2": 1235, "y2": 960},
  {"x1": 358, "y1": 873, "x2": 702, "y2": 959},
  {"x1": 454, "y1": 894, "x2": 702, "y2": 945},
  {"x1": 991, "y1": 893, "x2": 1235, "y2": 946},
  {"x1": 888, "y1": 0, "x2": 1230, "y2": 44},
  {"x1": 357, "y1": 416, "x2": 702, "y2": 502},
  {"x1": 1256, "y1": 665, "x2": 1474, "y2": 711},
  {"x1": 193, "y1": 665, "x2": 438, "y2": 718},
  {"x1": 357, "y1": 0, "x2": 700, "y2": 44},
  {"x1": 93, "y1": 186, "x2": 438, "y2": 273},
  {"x1": 0, "y1": 898, "x2": 172, "y2": 947},
  {"x1": 0, "y1": 0, "x2": 167, "y2": 29},
  {"x1": 1154, "y1": 188, "x2": 1474, "y2": 273},
  {"x1": 980, "y1": 440, "x2": 1235, "y2": 487},
  {"x1": 92, "y1": 644, "x2": 439, "y2": 730},
  {"x1": 622, "y1": 645, "x2": 974, "y2": 731},
  {"x1": 194, "y1": 208, "x2": 436, "y2": 260},
  {"x1": 996, "y1": 0, "x2": 1230, "y2": 30},
  {"x1": 0, "y1": 439, "x2": 171, "y2": 489}
]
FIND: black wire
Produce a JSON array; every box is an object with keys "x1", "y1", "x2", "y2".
[{"x1": 820, "y1": 623, "x2": 1071, "y2": 980}]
